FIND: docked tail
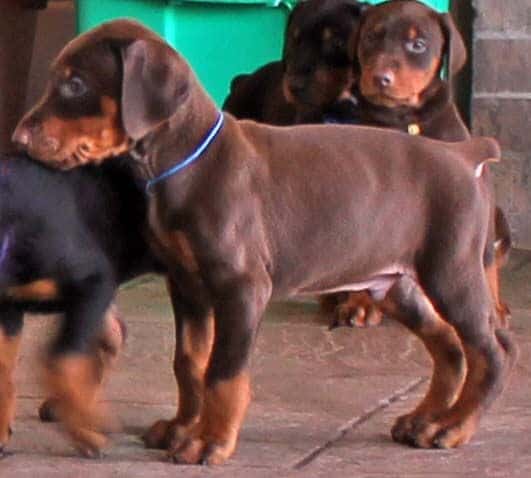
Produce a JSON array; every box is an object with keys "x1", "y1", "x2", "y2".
[{"x1": 458, "y1": 136, "x2": 501, "y2": 178}]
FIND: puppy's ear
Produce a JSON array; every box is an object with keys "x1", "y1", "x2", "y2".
[
  {"x1": 120, "y1": 39, "x2": 190, "y2": 140},
  {"x1": 346, "y1": 2, "x2": 371, "y2": 61},
  {"x1": 283, "y1": 1, "x2": 306, "y2": 61},
  {"x1": 347, "y1": 1, "x2": 371, "y2": 17},
  {"x1": 439, "y1": 12, "x2": 467, "y2": 76}
]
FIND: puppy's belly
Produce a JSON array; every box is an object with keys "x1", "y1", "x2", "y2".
[{"x1": 296, "y1": 266, "x2": 413, "y2": 301}]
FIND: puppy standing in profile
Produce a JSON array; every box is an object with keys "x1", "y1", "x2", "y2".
[
  {"x1": 223, "y1": 0, "x2": 368, "y2": 124},
  {"x1": 14, "y1": 19, "x2": 516, "y2": 465}
]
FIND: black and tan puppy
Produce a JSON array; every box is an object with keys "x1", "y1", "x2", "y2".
[
  {"x1": 223, "y1": 0, "x2": 368, "y2": 124},
  {"x1": 14, "y1": 20, "x2": 517, "y2": 465},
  {"x1": 357, "y1": 0, "x2": 468, "y2": 139},
  {"x1": 332, "y1": 0, "x2": 511, "y2": 329},
  {"x1": 0, "y1": 152, "x2": 167, "y2": 457}
]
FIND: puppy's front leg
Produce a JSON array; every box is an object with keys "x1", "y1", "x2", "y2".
[
  {"x1": 0, "y1": 305, "x2": 23, "y2": 456},
  {"x1": 44, "y1": 273, "x2": 116, "y2": 458},
  {"x1": 39, "y1": 304, "x2": 126, "y2": 423},
  {"x1": 170, "y1": 273, "x2": 271, "y2": 465},
  {"x1": 143, "y1": 276, "x2": 214, "y2": 450}
]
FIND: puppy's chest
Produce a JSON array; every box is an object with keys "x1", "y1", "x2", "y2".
[{"x1": 147, "y1": 199, "x2": 199, "y2": 274}]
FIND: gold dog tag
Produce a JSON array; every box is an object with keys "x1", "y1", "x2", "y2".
[{"x1": 408, "y1": 123, "x2": 421, "y2": 136}]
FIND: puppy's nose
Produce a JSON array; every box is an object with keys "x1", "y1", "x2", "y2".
[
  {"x1": 12, "y1": 124, "x2": 32, "y2": 148},
  {"x1": 373, "y1": 71, "x2": 394, "y2": 89}
]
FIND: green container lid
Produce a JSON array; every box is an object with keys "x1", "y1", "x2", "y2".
[
  {"x1": 367, "y1": 0, "x2": 449, "y2": 12},
  {"x1": 176, "y1": 0, "x2": 297, "y2": 6}
]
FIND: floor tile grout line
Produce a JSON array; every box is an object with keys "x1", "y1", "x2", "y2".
[{"x1": 292, "y1": 376, "x2": 428, "y2": 470}]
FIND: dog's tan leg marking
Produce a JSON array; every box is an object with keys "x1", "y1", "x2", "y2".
[
  {"x1": 143, "y1": 278, "x2": 214, "y2": 450},
  {"x1": 39, "y1": 304, "x2": 126, "y2": 423},
  {"x1": 485, "y1": 262, "x2": 509, "y2": 328},
  {"x1": 415, "y1": 329, "x2": 517, "y2": 449},
  {"x1": 403, "y1": 269, "x2": 518, "y2": 449},
  {"x1": 336, "y1": 291, "x2": 383, "y2": 328},
  {"x1": 0, "y1": 331, "x2": 22, "y2": 448},
  {"x1": 44, "y1": 354, "x2": 108, "y2": 457},
  {"x1": 379, "y1": 278, "x2": 467, "y2": 446},
  {"x1": 171, "y1": 371, "x2": 251, "y2": 465}
]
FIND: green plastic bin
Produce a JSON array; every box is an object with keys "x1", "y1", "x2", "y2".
[
  {"x1": 76, "y1": 0, "x2": 296, "y2": 106},
  {"x1": 369, "y1": 0, "x2": 449, "y2": 12},
  {"x1": 76, "y1": 0, "x2": 449, "y2": 106}
]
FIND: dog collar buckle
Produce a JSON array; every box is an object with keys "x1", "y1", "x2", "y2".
[{"x1": 408, "y1": 123, "x2": 421, "y2": 136}]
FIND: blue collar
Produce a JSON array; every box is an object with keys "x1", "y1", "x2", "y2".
[
  {"x1": 0, "y1": 231, "x2": 11, "y2": 270},
  {"x1": 145, "y1": 111, "x2": 225, "y2": 193}
]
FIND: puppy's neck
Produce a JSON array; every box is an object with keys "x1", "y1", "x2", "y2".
[
  {"x1": 359, "y1": 80, "x2": 452, "y2": 130},
  {"x1": 131, "y1": 79, "x2": 220, "y2": 183}
]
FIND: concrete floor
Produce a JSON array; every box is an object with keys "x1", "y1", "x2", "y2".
[{"x1": 1, "y1": 249, "x2": 530, "y2": 477}]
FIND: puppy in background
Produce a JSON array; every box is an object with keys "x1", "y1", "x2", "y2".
[
  {"x1": 356, "y1": 0, "x2": 468, "y2": 139},
  {"x1": 223, "y1": 0, "x2": 369, "y2": 124}
]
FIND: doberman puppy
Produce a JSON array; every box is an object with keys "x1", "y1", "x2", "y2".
[
  {"x1": 14, "y1": 20, "x2": 517, "y2": 465},
  {"x1": 357, "y1": 0, "x2": 468, "y2": 139},
  {"x1": 0, "y1": 152, "x2": 166, "y2": 457},
  {"x1": 329, "y1": 0, "x2": 512, "y2": 329},
  {"x1": 223, "y1": 0, "x2": 368, "y2": 124}
]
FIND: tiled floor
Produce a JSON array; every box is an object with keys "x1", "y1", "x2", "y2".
[{"x1": 2, "y1": 250, "x2": 530, "y2": 477}]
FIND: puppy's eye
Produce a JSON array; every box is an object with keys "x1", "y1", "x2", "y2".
[
  {"x1": 59, "y1": 77, "x2": 88, "y2": 98},
  {"x1": 364, "y1": 29, "x2": 382, "y2": 44},
  {"x1": 405, "y1": 38, "x2": 427, "y2": 54}
]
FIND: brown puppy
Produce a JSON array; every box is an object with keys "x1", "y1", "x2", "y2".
[
  {"x1": 357, "y1": 0, "x2": 468, "y2": 139},
  {"x1": 14, "y1": 20, "x2": 517, "y2": 465},
  {"x1": 332, "y1": 0, "x2": 511, "y2": 329},
  {"x1": 223, "y1": 0, "x2": 368, "y2": 124}
]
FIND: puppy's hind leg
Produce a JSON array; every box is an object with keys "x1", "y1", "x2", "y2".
[
  {"x1": 379, "y1": 276, "x2": 466, "y2": 447},
  {"x1": 410, "y1": 261, "x2": 518, "y2": 449}
]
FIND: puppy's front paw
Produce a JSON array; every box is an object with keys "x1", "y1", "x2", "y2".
[
  {"x1": 143, "y1": 419, "x2": 196, "y2": 451},
  {"x1": 0, "y1": 426, "x2": 13, "y2": 458},
  {"x1": 72, "y1": 428, "x2": 107, "y2": 459},
  {"x1": 169, "y1": 437, "x2": 233, "y2": 466},
  {"x1": 143, "y1": 419, "x2": 175, "y2": 449},
  {"x1": 39, "y1": 398, "x2": 59, "y2": 422},
  {"x1": 170, "y1": 437, "x2": 204, "y2": 464},
  {"x1": 333, "y1": 303, "x2": 383, "y2": 328}
]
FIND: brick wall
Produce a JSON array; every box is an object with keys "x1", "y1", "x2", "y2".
[{"x1": 471, "y1": 0, "x2": 531, "y2": 249}]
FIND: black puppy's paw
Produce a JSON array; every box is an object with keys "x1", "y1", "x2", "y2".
[{"x1": 39, "y1": 398, "x2": 60, "y2": 422}]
